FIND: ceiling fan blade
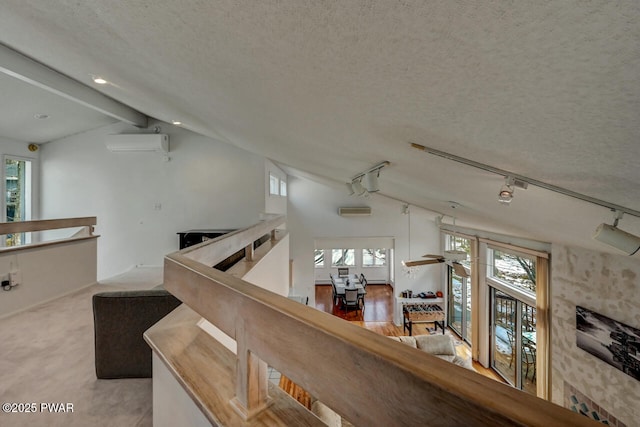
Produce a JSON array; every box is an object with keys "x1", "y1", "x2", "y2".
[
  {"x1": 422, "y1": 254, "x2": 445, "y2": 259},
  {"x1": 452, "y1": 262, "x2": 470, "y2": 278},
  {"x1": 403, "y1": 259, "x2": 443, "y2": 267}
]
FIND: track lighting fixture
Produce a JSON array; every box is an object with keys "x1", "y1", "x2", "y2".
[
  {"x1": 363, "y1": 170, "x2": 380, "y2": 192},
  {"x1": 351, "y1": 179, "x2": 367, "y2": 196},
  {"x1": 498, "y1": 183, "x2": 514, "y2": 204},
  {"x1": 410, "y1": 142, "x2": 640, "y2": 218},
  {"x1": 347, "y1": 161, "x2": 390, "y2": 197},
  {"x1": 593, "y1": 211, "x2": 640, "y2": 255},
  {"x1": 498, "y1": 176, "x2": 528, "y2": 205}
]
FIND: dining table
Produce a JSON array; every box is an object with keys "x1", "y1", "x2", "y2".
[{"x1": 333, "y1": 277, "x2": 366, "y2": 295}]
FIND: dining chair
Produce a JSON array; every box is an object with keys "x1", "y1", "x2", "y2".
[
  {"x1": 360, "y1": 273, "x2": 365, "y2": 284},
  {"x1": 330, "y1": 281, "x2": 339, "y2": 305},
  {"x1": 357, "y1": 289, "x2": 365, "y2": 308},
  {"x1": 342, "y1": 288, "x2": 360, "y2": 313},
  {"x1": 522, "y1": 342, "x2": 536, "y2": 380}
]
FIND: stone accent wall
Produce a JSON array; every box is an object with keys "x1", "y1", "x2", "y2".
[{"x1": 551, "y1": 245, "x2": 640, "y2": 425}]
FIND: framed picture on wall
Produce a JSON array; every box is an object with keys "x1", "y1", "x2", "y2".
[{"x1": 576, "y1": 306, "x2": 640, "y2": 381}]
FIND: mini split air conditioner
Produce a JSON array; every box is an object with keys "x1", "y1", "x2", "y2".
[
  {"x1": 338, "y1": 207, "x2": 372, "y2": 217},
  {"x1": 105, "y1": 134, "x2": 169, "y2": 153}
]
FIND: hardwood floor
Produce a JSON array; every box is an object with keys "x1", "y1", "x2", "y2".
[
  {"x1": 278, "y1": 284, "x2": 506, "y2": 415},
  {"x1": 314, "y1": 283, "x2": 505, "y2": 383},
  {"x1": 315, "y1": 284, "x2": 394, "y2": 322}
]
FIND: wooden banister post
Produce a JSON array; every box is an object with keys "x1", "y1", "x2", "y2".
[
  {"x1": 230, "y1": 319, "x2": 271, "y2": 420},
  {"x1": 245, "y1": 243, "x2": 254, "y2": 262}
]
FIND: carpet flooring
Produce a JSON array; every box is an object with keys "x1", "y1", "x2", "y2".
[{"x1": 0, "y1": 267, "x2": 163, "y2": 427}]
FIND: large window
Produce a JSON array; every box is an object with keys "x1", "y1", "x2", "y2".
[
  {"x1": 4, "y1": 157, "x2": 33, "y2": 246},
  {"x1": 362, "y1": 248, "x2": 386, "y2": 267},
  {"x1": 331, "y1": 249, "x2": 355, "y2": 267},
  {"x1": 489, "y1": 249, "x2": 536, "y2": 295}
]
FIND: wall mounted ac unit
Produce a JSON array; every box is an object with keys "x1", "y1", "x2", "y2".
[
  {"x1": 105, "y1": 134, "x2": 169, "y2": 153},
  {"x1": 338, "y1": 207, "x2": 372, "y2": 217}
]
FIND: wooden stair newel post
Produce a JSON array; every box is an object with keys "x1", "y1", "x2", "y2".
[{"x1": 230, "y1": 318, "x2": 272, "y2": 420}]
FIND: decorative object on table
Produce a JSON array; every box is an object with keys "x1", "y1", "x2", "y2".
[
  {"x1": 576, "y1": 306, "x2": 640, "y2": 381},
  {"x1": 564, "y1": 382, "x2": 626, "y2": 426},
  {"x1": 417, "y1": 291, "x2": 436, "y2": 299}
]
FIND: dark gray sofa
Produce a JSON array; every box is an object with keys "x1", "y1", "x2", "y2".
[{"x1": 92, "y1": 288, "x2": 181, "y2": 379}]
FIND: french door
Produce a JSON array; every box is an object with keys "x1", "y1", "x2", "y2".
[
  {"x1": 490, "y1": 286, "x2": 537, "y2": 394},
  {"x1": 448, "y1": 267, "x2": 471, "y2": 344}
]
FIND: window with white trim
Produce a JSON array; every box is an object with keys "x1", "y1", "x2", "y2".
[
  {"x1": 362, "y1": 248, "x2": 386, "y2": 266},
  {"x1": 331, "y1": 249, "x2": 355, "y2": 267},
  {"x1": 269, "y1": 173, "x2": 279, "y2": 195}
]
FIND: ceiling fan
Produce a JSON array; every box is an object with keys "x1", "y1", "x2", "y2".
[{"x1": 402, "y1": 250, "x2": 470, "y2": 278}]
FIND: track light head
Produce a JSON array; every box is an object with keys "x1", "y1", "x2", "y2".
[
  {"x1": 593, "y1": 211, "x2": 640, "y2": 255},
  {"x1": 498, "y1": 184, "x2": 514, "y2": 204},
  {"x1": 363, "y1": 170, "x2": 380, "y2": 192},
  {"x1": 351, "y1": 179, "x2": 367, "y2": 196},
  {"x1": 593, "y1": 223, "x2": 640, "y2": 255},
  {"x1": 498, "y1": 176, "x2": 523, "y2": 204}
]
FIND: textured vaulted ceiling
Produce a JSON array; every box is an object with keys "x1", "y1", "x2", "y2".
[{"x1": 0, "y1": 1, "x2": 639, "y2": 253}]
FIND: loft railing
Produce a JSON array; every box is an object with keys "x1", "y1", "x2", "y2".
[
  {"x1": 0, "y1": 217, "x2": 98, "y2": 318},
  {"x1": 0, "y1": 217, "x2": 97, "y2": 251},
  {"x1": 160, "y1": 215, "x2": 597, "y2": 426}
]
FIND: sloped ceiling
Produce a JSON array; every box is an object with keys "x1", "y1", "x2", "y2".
[{"x1": 0, "y1": 1, "x2": 638, "y2": 254}]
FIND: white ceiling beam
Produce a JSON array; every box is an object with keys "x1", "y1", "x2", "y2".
[{"x1": 0, "y1": 43, "x2": 147, "y2": 127}]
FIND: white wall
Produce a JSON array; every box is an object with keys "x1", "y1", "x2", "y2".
[
  {"x1": 153, "y1": 353, "x2": 212, "y2": 427},
  {"x1": 551, "y1": 244, "x2": 640, "y2": 425},
  {"x1": 39, "y1": 120, "x2": 265, "y2": 280},
  {"x1": 243, "y1": 234, "x2": 290, "y2": 297},
  {"x1": 0, "y1": 238, "x2": 97, "y2": 318},
  {"x1": 287, "y1": 176, "x2": 442, "y2": 306}
]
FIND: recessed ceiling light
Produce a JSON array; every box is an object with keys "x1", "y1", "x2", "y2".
[
  {"x1": 171, "y1": 120, "x2": 182, "y2": 125},
  {"x1": 34, "y1": 113, "x2": 49, "y2": 119},
  {"x1": 92, "y1": 76, "x2": 108, "y2": 85}
]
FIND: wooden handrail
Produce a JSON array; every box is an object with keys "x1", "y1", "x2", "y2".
[
  {"x1": 0, "y1": 217, "x2": 96, "y2": 235},
  {"x1": 163, "y1": 216, "x2": 599, "y2": 426},
  {"x1": 181, "y1": 214, "x2": 284, "y2": 266}
]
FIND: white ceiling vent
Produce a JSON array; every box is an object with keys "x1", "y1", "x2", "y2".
[
  {"x1": 105, "y1": 134, "x2": 169, "y2": 153},
  {"x1": 338, "y1": 207, "x2": 372, "y2": 217}
]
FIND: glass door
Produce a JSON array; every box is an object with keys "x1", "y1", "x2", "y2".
[
  {"x1": 490, "y1": 286, "x2": 537, "y2": 394},
  {"x1": 491, "y1": 288, "x2": 517, "y2": 385},
  {"x1": 4, "y1": 157, "x2": 33, "y2": 246},
  {"x1": 448, "y1": 267, "x2": 471, "y2": 344}
]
